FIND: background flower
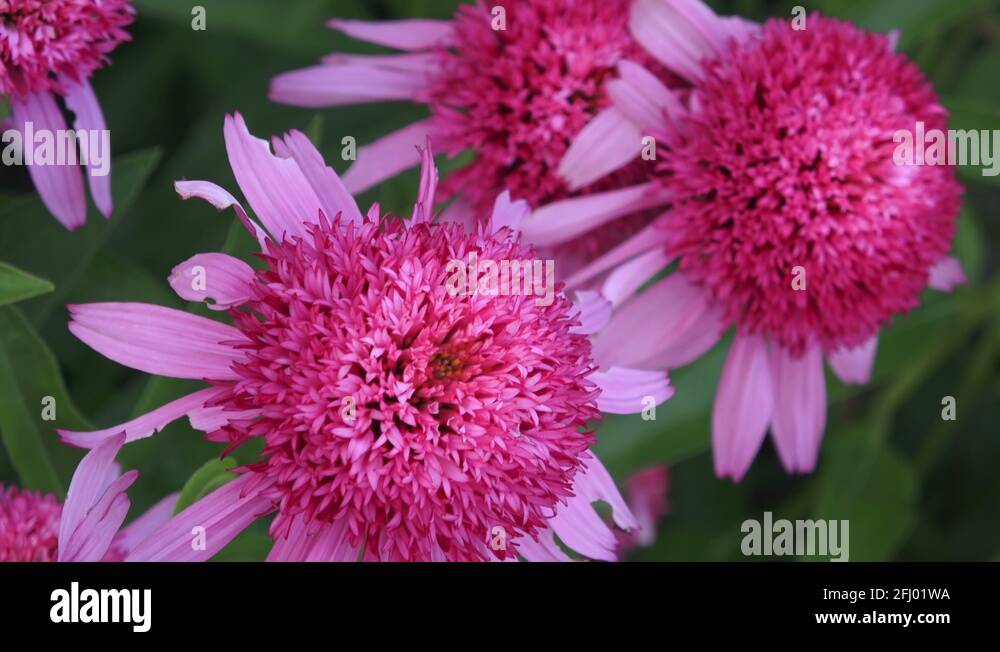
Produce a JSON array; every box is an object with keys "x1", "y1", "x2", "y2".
[{"x1": 0, "y1": 0, "x2": 998, "y2": 561}]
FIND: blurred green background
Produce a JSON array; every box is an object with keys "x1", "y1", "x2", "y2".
[{"x1": 0, "y1": 0, "x2": 997, "y2": 561}]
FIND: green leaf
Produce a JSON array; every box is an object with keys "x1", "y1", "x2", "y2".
[
  {"x1": 0, "y1": 262, "x2": 53, "y2": 307},
  {"x1": 0, "y1": 307, "x2": 91, "y2": 496},
  {"x1": 173, "y1": 456, "x2": 238, "y2": 514}
]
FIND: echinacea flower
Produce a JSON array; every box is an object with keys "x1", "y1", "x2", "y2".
[
  {"x1": 0, "y1": 435, "x2": 176, "y2": 562},
  {"x1": 529, "y1": 1, "x2": 965, "y2": 481},
  {"x1": 270, "y1": 0, "x2": 680, "y2": 276},
  {"x1": 58, "y1": 113, "x2": 673, "y2": 562},
  {"x1": 0, "y1": 0, "x2": 133, "y2": 229}
]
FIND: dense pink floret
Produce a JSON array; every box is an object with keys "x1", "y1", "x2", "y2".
[
  {"x1": 0, "y1": 0, "x2": 134, "y2": 96},
  {"x1": 0, "y1": 485, "x2": 61, "y2": 562},
  {"x1": 660, "y1": 16, "x2": 962, "y2": 354},
  {"x1": 429, "y1": 0, "x2": 660, "y2": 221},
  {"x1": 209, "y1": 214, "x2": 600, "y2": 561}
]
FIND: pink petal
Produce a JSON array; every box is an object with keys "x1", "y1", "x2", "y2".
[
  {"x1": 224, "y1": 113, "x2": 324, "y2": 241},
  {"x1": 188, "y1": 404, "x2": 260, "y2": 433},
  {"x1": 827, "y1": 335, "x2": 878, "y2": 385},
  {"x1": 341, "y1": 119, "x2": 437, "y2": 195},
  {"x1": 59, "y1": 387, "x2": 221, "y2": 449},
  {"x1": 624, "y1": 466, "x2": 670, "y2": 547},
  {"x1": 58, "y1": 434, "x2": 128, "y2": 561},
  {"x1": 521, "y1": 183, "x2": 666, "y2": 247},
  {"x1": 514, "y1": 528, "x2": 572, "y2": 562},
  {"x1": 769, "y1": 345, "x2": 827, "y2": 474},
  {"x1": 269, "y1": 61, "x2": 426, "y2": 108},
  {"x1": 590, "y1": 367, "x2": 674, "y2": 414},
  {"x1": 565, "y1": 222, "x2": 671, "y2": 289},
  {"x1": 328, "y1": 18, "x2": 454, "y2": 50},
  {"x1": 174, "y1": 180, "x2": 270, "y2": 247},
  {"x1": 928, "y1": 256, "x2": 967, "y2": 292},
  {"x1": 712, "y1": 334, "x2": 773, "y2": 481},
  {"x1": 607, "y1": 60, "x2": 687, "y2": 133},
  {"x1": 60, "y1": 77, "x2": 112, "y2": 218},
  {"x1": 168, "y1": 252, "x2": 254, "y2": 310},
  {"x1": 559, "y1": 107, "x2": 643, "y2": 190},
  {"x1": 11, "y1": 91, "x2": 86, "y2": 230},
  {"x1": 110, "y1": 492, "x2": 180, "y2": 557},
  {"x1": 411, "y1": 142, "x2": 438, "y2": 223},
  {"x1": 68, "y1": 302, "x2": 246, "y2": 380},
  {"x1": 63, "y1": 473, "x2": 136, "y2": 562},
  {"x1": 490, "y1": 191, "x2": 530, "y2": 236},
  {"x1": 267, "y1": 516, "x2": 360, "y2": 562},
  {"x1": 594, "y1": 274, "x2": 725, "y2": 369},
  {"x1": 629, "y1": 0, "x2": 733, "y2": 82},
  {"x1": 600, "y1": 247, "x2": 672, "y2": 306},
  {"x1": 570, "y1": 291, "x2": 613, "y2": 335},
  {"x1": 271, "y1": 129, "x2": 361, "y2": 223},
  {"x1": 125, "y1": 474, "x2": 273, "y2": 562}
]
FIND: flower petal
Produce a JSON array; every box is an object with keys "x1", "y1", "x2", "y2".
[
  {"x1": 174, "y1": 180, "x2": 269, "y2": 247},
  {"x1": 271, "y1": 129, "x2": 361, "y2": 223},
  {"x1": 58, "y1": 434, "x2": 127, "y2": 561},
  {"x1": 169, "y1": 252, "x2": 254, "y2": 310},
  {"x1": 110, "y1": 492, "x2": 180, "y2": 557},
  {"x1": 328, "y1": 18, "x2": 453, "y2": 51},
  {"x1": 69, "y1": 303, "x2": 246, "y2": 380},
  {"x1": 607, "y1": 60, "x2": 687, "y2": 134},
  {"x1": 590, "y1": 367, "x2": 674, "y2": 414},
  {"x1": 928, "y1": 256, "x2": 966, "y2": 292},
  {"x1": 269, "y1": 61, "x2": 426, "y2": 108},
  {"x1": 629, "y1": 0, "x2": 735, "y2": 82},
  {"x1": 600, "y1": 247, "x2": 672, "y2": 306},
  {"x1": 570, "y1": 291, "x2": 613, "y2": 335},
  {"x1": 827, "y1": 335, "x2": 878, "y2": 385},
  {"x1": 559, "y1": 107, "x2": 643, "y2": 190},
  {"x1": 341, "y1": 119, "x2": 437, "y2": 195},
  {"x1": 60, "y1": 77, "x2": 112, "y2": 218},
  {"x1": 712, "y1": 334, "x2": 773, "y2": 481},
  {"x1": 490, "y1": 191, "x2": 530, "y2": 236},
  {"x1": 769, "y1": 345, "x2": 827, "y2": 474}
]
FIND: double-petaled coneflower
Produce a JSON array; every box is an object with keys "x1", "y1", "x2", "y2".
[{"x1": 59, "y1": 113, "x2": 673, "y2": 561}]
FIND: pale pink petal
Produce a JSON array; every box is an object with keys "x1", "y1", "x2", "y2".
[
  {"x1": 625, "y1": 466, "x2": 669, "y2": 547},
  {"x1": 712, "y1": 334, "x2": 773, "y2": 481},
  {"x1": 600, "y1": 247, "x2": 672, "y2": 306},
  {"x1": 629, "y1": 0, "x2": 733, "y2": 82},
  {"x1": 827, "y1": 335, "x2": 878, "y2": 385},
  {"x1": 558, "y1": 107, "x2": 643, "y2": 190},
  {"x1": 341, "y1": 119, "x2": 436, "y2": 195},
  {"x1": 59, "y1": 387, "x2": 221, "y2": 449},
  {"x1": 438, "y1": 196, "x2": 477, "y2": 231},
  {"x1": 62, "y1": 472, "x2": 135, "y2": 562},
  {"x1": 570, "y1": 291, "x2": 613, "y2": 335},
  {"x1": 769, "y1": 345, "x2": 827, "y2": 474},
  {"x1": 328, "y1": 18, "x2": 454, "y2": 51},
  {"x1": 514, "y1": 528, "x2": 572, "y2": 562},
  {"x1": 928, "y1": 256, "x2": 966, "y2": 292},
  {"x1": 565, "y1": 222, "x2": 671, "y2": 289},
  {"x1": 169, "y1": 252, "x2": 254, "y2": 310},
  {"x1": 521, "y1": 183, "x2": 666, "y2": 247},
  {"x1": 125, "y1": 474, "x2": 273, "y2": 562},
  {"x1": 575, "y1": 454, "x2": 639, "y2": 531},
  {"x1": 11, "y1": 91, "x2": 86, "y2": 230},
  {"x1": 594, "y1": 275, "x2": 726, "y2": 369},
  {"x1": 489, "y1": 191, "x2": 530, "y2": 236},
  {"x1": 224, "y1": 113, "x2": 324, "y2": 240},
  {"x1": 271, "y1": 129, "x2": 361, "y2": 223},
  {"x1": 174, "y1": 180, "x2": 270, "y2": 247},
  {"x1": 68, "y1": 303, "x2": 247, "y2": 380},
  {"x1": 411, "y1": 142, "x2": 437, "y2": 223},
  {"x1": 590, "y1": 367, "x2": 674, "y2": 414},
  {"x1": 188, "y1": 404, "x2": 260, "y2": 433},
  {"x1": 267, "y1": 516, "x2": 360, "y2": 562},
  {"x1": 110, "y1": 493, "x2": 179, "y2": 557},
  {"x1": 60, "y1": 77, "x2": 112, "y2": 218},
  {"x1": 607, "y1": 60, "x2": 687, "y2": 133},
  {"x1": 58, "y1": 434, "x2": 128, "y2": 561},
  {"x1": 269, "y1": 62, "x2": 425, "y2": 108}
]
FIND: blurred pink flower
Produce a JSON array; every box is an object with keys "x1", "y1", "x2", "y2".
[
  {"x1": 59, "y1": 113, "x2": 673, "y2": 561},
  {"x1": 616, "y1": 465, "x2": 669, "y2": 559},
  {"x1": 270, "y1": 0, "x2": 682, "y2": 277},
  {"x1": 0, "y1": 0, "x2": 133, "y2": 229},
  {"x1": 0, "y1": 435, "x2": 177, "y2": 562},
  {"x1": 534, "y1": 1, "x2": 964, "y2": 481}
]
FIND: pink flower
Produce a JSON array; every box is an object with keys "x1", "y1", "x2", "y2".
[
  {"x1": 59, "y1": 113, "x2": 673, "y2": 561},
  {"x1": 0, "y1": 0, "x2": 134, "y2": 229},
  {"x1": 534, "y1": 1, "x2": 965, "y2": 481},
  {"x1": 269, "y1": 0, "x2": 679, "y2": 277},
  {"x1": 0, "y1": 435, "x2": 177, "y2": 562}
]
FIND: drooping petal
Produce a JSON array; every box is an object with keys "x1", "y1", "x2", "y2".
[
  {"x1": 411, "y1": 142, "x2": 438, "y2": 223},
  {"x1": 590, "y1": 367, "x2": 674, "y2": 414},
  {"x1": 61, "y1": 472, "x2": 136, "y2": 562},
  {"x1": 341, "y1": 119, "x2": 437, "y2": 195},
  {"x1": 174, "y1": 180, "x2": 269, "y2": 247},
  {"x1": 59, "y1": 388, "x2": 221, "y2": 449},
  {"x1": 928, "y1": 256, "x2": 966, "y2": 292},
  {"x1": 769, "y1": 345, "x2": 827, "y2": 474},
  {"x1": 520, "y1": 183, "x2": 666, "y2": 247},
  {"x1": 827, "y1": 335, "x2": 878, "y2": 385},
  {"x1": 269, "y1": 61, "x2": 426, "y2": 108},
  {"x1": 607, "y1": 60, "x2": 687, "y2": 134},
  {"x1": 11, "y1": 91, "x2": 87, "y2": 230},
  {"x1": 110, "y1": 492, "x2": 179, "y2": 557},
  {"x1": 328, "y1": 18, "x2": 454, "y2": 51},
  {"x1": 558, "y1": 107, "x2": 643, "y2": 190},
  {"x1": 224, "y1": 113, "x2": 324, "y2": 240},
  {"x1": 58, "y1": 434, "x2": 127, "y2": 561},
  {"x1": 489, "y1": 191, "x2": 530, "y2": 236},
  {"x1": 125, "y1": 474, "x2": 273, "y2": 562},
  {"x1": 169, "y1": 252, "x2": 255, "y2": 310},
  {"x1": 68, "y1": 303, "x2": 247, "y2": 380},
  {"x1": 60, "y1": 77, "x2": 113, "y2": 218},
  {"x1": 570, "y1": 291, "x2": 613, "y2": 335},
  {"x1": 600, "y1": 247, "x2": 672, "y2": 306},
  {"x1": 629, "y1": 0, "x2": 736, "y2": 82},
  {"x1": 712, "y1": 334, "x2": 773, "y2": 481},
  {"x1": 271, "y1": 129, "x2": 361, "y2": 223}
]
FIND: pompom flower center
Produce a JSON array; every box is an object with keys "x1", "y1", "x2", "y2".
[
  {"x1": 0, "y1": 485, "x2": 61, "y2": 562},
  {"x1": 660, "y1": 15, "x2": 961, "y2": 354},
  {"x1": 0, "y1": 0, "x2": 134, "y2": 96},
  {"x1": 212, "y1": 214, "x2": 600, "y2": 561}
]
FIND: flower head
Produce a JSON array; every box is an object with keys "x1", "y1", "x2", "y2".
[
  {"x1": 0, "y1": 485, "x2": 61, "y2": 562},
  {"x1": 61, "y1": 114, "x2": 673, "y2": 562}
]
